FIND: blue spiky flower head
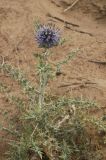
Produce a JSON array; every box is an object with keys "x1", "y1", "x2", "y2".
[{"x1": 35, "y1": 24, "x2": 61, "y2": 48}]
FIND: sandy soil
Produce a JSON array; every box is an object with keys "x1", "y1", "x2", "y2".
[{"x1": 0, "y1": 0, "x2": 106, "y2": 159}]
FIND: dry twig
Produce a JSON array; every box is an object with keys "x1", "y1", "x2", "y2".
[
  {"x1": 47, "y1": 13, "x2": 79, "y2": 27},
  {"x1": 64, "y1": 0, "x2": 80, "y2": 12},
  {"x1": 88, "y1": 60, "x2": 106, "y2": 65},
  {"x1": 58, "y1": 81, "x2": 96, "y2": 88},
  {"x1": 0, "y1": 56, "x2": 5, "y2": 66},
  {"x1": 56, "y1": 115, "x2": 70, "y2": 129},
  {"x1": 65, "y1": 25, "x2": 93, "y2": 36}
]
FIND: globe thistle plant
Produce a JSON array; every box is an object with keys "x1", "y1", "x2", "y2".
[
  {"x1": 35, "y1": 23, "x2": 61, "y2": 108},
  {"x1": 35, "y1": 24, "x2": 61, "y2": 48},
  {"x1": 35, "y1": 23, "x2": 78, "y2": 108}
]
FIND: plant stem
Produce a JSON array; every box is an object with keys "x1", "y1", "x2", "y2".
[{"x1": 39, "y1": 50, "x2": 48, "y2": 108}]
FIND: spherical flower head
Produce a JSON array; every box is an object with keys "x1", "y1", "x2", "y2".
[{"x1": 35, "y1": 24, "x2": 61, "y2": 48}]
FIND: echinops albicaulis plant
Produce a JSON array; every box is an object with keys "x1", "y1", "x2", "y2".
[
  {"x1": 35, "y1": 23, "x2": 77, "y2": 109},
  {"x1": 1, "y1": 21, "x2": 105, "y2": 160},
  {"x1": 35, "y1": 23, "x2": 61, "y2": 109}
]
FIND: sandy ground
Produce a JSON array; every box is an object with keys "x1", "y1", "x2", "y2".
[{"x1": 0, "y1": 0, "x2": 106, "y2": 159}]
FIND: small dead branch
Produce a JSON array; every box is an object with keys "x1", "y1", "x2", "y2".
[
  {"x1": 51, "y1": 0, "x2": 61, "y2": 7},
  {"x1": 56, "y1": 105, "x2": 76, "y2": 129},
  {"x1": 65, "y1": 84, "x2": 100, "y2": 91},
  {"x1": 65, "y1": 25, "x2": 93, "y2": 36},
  {"x1": 58, "y1": 81, "x2": 96, "y2": 88},
  {"x1": 64, "y1": 0, "x2": 80, "y2": 12},
  {"x1": 0, "y1": 56, "x2": 5, "y2": 66},
  {"x1": 47, "y1": 13, "x2": 79, "y2": 27},
  {"x1": 88, "y1": 60, "x2": 106, "y2": 65},
  {"x1": 56, "y1": 115, "x2": 70, "y2": 129}
]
